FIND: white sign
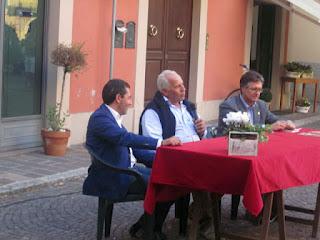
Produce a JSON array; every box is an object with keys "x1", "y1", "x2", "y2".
[{"x1": 228, "y1": 131, "x2": 258, "y2": 156}]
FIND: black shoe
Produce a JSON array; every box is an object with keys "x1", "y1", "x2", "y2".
[
  {"x1": 129, "y1": 222, "x2": 143, "y2": 238},
  {"x1": 154, "y1": 231, "x2": 167, "y2": 240}
]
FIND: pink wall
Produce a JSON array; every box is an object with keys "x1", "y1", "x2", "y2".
[
  {"x1": 204, "y1": 0, "x2": 248, "y2": 100},
  {"x1": 70, "y1": 0, "x2": 138, "y2": 113}
]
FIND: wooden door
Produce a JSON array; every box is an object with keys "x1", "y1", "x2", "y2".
[{"x1": 145, "y1": 0, "x2": 193, "y2": 102}]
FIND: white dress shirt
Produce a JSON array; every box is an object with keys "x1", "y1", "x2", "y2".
[
  {"x1": 141, "y1": 96, "x2": 201, "y2": 143},
  {"x1": 105, "y1": 104, "x2": 137, "y2": 167}
]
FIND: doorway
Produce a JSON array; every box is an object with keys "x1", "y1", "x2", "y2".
[
  {"x1": 144, "y1": 0, "x2": 193, "y2": 102},
  {"x1": 250, "y1": 4, "x2": 276, "y2": 88},
  {"x1": 0, "y1": 0, "x2": 45, "y2": 150}
]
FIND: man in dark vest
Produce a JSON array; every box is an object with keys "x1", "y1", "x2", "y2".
[
  {"x1": 137, "y1": 70, "x2": 211, "y2": 236},
  {"x1": 137, "y1": 70, "x2": 206, "y2": 168}
]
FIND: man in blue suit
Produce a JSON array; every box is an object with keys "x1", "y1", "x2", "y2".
[{"x1": 83, "y1": 79, "x2": 181, "y2": 240}]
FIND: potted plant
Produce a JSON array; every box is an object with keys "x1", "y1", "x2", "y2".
[
  {"x1": 295, "y1": 97, "x2": 311, "y2": 113},
  {"x1": 284, "y1": 61, "x2": 303, "y2": 78},
  {"x1": 300, "y1": 64, "x2": 313, "y2": 78},
  {"x1": 41, "y1": 43, "x2": 87, "y2": 156},
  {"x1": 259, "y1": 88, "x2": 272, "y2": 109}
]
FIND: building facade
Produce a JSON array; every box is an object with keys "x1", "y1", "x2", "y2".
[{"x1": 0, "y1": 0, "x2": 319, "y2": 150}]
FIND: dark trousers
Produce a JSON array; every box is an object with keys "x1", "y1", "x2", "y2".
[{"x1": 128, "y1": 164, "x2": 173, "y2": 234}]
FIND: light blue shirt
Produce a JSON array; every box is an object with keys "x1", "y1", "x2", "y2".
[
  {"x1": 239, "y1": 95, "x2": 256, "y2": 124},
  {"x1": 141, "y1": 97, "x2": 202, "y2": 143}
]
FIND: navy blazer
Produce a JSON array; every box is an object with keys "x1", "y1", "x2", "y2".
[
  {"x1": 217, "y1": 95, "x2": 279, "y2": 136},
  {"x1": 83, "y1": 104, "x2": 158, "y2": 200}
]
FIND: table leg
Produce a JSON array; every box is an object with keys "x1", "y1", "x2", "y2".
[
  {"x1": 188, "y1": 192, "x2": 206, "y2": 240},
  {"x1": 302, "y1": 83, "x2": 306, "y2": 97},
  {"x1": 292, "y1": 83, "x2": 297, "y2": 112},
  {"x1": 314, "y1": 83, "x2": 318, "y2": 113},
  {"x1": 312, "y1": 184, "x2": 320, "y2": 238},
  {"x1": 275, "y1": 190, "x2": 286, "y2": 240},
  {"x1": 260, "y1": 192, "x2": 273, "y2": 240},
  {"x1": 211, "y1": 193, "x2": 221, "y2": 240},
  {"x1": 280, "y1": 79, "x2": 285, "y2": 110}
]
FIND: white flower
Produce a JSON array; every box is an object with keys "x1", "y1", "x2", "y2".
[{"x1": 223, "y1": 111, "x2": 250, "y2": 126}]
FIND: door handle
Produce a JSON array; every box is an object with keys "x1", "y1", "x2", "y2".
[
  {"x1": 176, "y1": 27, "x2": 185, "y2": 40},
  {"x1": 148, "y1": 24, "x2": 158, "y2": 37}
]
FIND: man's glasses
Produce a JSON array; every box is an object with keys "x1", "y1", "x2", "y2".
[{"x1": 247, "y1": 87, "x2": 263, "y2": 93}]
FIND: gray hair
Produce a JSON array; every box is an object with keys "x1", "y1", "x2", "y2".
[{"x1": 157, "y1": 70, "x2": 181, "y2": 91}]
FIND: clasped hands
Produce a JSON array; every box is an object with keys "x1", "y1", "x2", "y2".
[{"x1": 271, "y1": 120, "x2": 296, "y2": 131}]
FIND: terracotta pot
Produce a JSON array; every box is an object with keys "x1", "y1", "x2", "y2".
[{"x1": 41, "y1": 129, "x2": 71, "y2": 156}]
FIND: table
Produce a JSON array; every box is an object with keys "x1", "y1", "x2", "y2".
[
  {"x1": 144, "y1": 130, "x2": 320, "y2": 239},
  {"x1": 280, "y1": 77, "x2": 319, "y2": 112}
]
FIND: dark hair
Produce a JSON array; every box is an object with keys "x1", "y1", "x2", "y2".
[
  {"x1": 240, "y1": 70, "x2": 264, "y2": 88},
  {"x1": 102, "y1": 79, "x2": 130, "y2": 104}
]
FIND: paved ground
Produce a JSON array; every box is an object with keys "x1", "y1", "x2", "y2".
[
  {"x1": 0, "y1": 111, "x2": 319, "y2": 239},
  {"x1": 0, "y1": 177, "x2": 319, "y2": 240}
]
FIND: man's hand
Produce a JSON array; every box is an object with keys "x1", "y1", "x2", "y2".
[
  {"x1": 161, "y1": 136, "x2": 182, "y2": 146},
  {"x1": 271, "y1": 120, "x2": 295, "y2": 131},
  {"x1": 194, "y1": 119, "x2": 206, "y2": 137}
]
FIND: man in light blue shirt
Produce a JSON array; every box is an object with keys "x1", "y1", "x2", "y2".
[{"x1": 140, "y1": 70, "x2": 206, "y2": 152}]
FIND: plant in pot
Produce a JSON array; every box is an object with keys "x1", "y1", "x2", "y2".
[
  {"x1": 295, "y1": 97, "x2": 311, "y2": 113},
  {"x1": 284, "y1": 61, "x2": 303, "y2": 78},
  {"x1": 41, "y1": 43, "x2": 87, "y2": 156},
  {"x1": 300, "y1": 64, "x2": 313, "y2": 78},
  {"x1": 259, "y1": 88, "x2": 272, "y2": 109}
]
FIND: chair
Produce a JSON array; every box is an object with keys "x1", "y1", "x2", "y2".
[
  {"x1": 224, "y1": 88, "x2": 242, "y2": 220},
  {"x1": 85, "y1": 146, "x2": 189, "y2": 239},
  {"x1": 224, "y1": 88, "x2": 240, "y2": 101},
  {"x1": 86, "y1": 147, "x2": 147, "y2": 240}
]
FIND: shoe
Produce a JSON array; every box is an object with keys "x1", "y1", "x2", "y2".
[
  {"x1": 154, "y1": 231, "x2": 167, "y2": 240},
  {"x1": 129, "y1": 222, "x2": 143, "y2": 238}
]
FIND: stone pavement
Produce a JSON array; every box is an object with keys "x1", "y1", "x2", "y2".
[
  {"x1": 0, "y1": 177, "x2": 319, "y2": 240},
  {"x1": 0, "y1": 111, "x2": 319, "y2": 196}
]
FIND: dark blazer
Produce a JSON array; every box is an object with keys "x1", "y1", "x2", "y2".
[
  {"x1": 83, "y1": 104, "x2": 158, "y2": 200},
  {"x1": 217, "y1": 95, "x2": 279, "y2": 135}
]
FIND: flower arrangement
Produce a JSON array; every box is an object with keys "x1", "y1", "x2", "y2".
[{"x1": 223, "y1": 111, "x2": 272, "y2": 142}]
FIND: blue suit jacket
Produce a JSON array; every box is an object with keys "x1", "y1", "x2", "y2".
[
  {"x1": 83, "y1": 104, "x2": 158, "y2": 200},
  {"x1": 217, "y1": 95, "x2": 279, "y2": 136}
]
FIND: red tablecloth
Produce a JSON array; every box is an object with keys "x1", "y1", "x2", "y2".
[{"x1": 144, "y1": 129, "x2": 320, "y2": 216}]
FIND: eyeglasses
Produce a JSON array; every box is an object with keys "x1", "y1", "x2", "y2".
[{"x1": 246, "y1": 87, "x2": 263, "y2": 93}]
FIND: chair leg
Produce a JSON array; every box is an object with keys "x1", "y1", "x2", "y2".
[
  {"x1": 97, "y1": 198, "x2": 107, "y2": 240},
  {"x1": 231, "y1": 194, "x2": 240, "y2": 220},
  {"x1": 179, "y1": 194, "x2": 190, "y2": 236},
  {"x1": 105, "y1": 203, "x2": 113, "y2": 237}
]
